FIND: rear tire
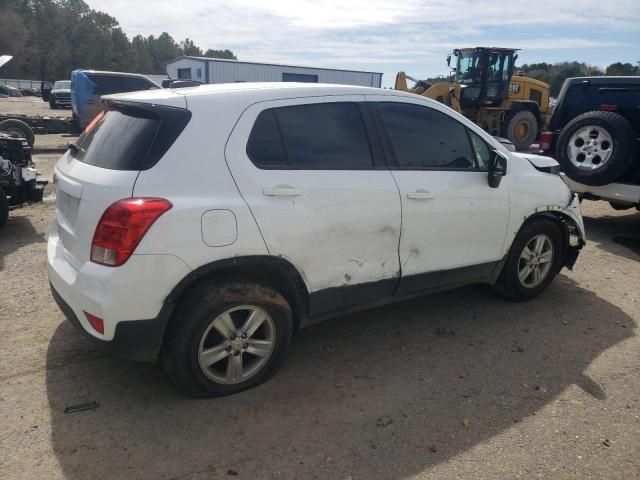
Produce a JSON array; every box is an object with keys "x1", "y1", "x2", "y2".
[
  {"x1": 494, "y1": 218, "x2": 564, "y2": 300},
  {"x1": 162, "y1": 281, "x2": 294, "y2": 398},
  {"x1": 556, "y1": 111, "x2": 635, "y2": 186},
  {"x1": 504, "y1": 109, "x2": 538, "y2": 151},
  {"x1": 0, "y1": 119, "x2": 35, "y2": 147},
  {"x1": 0, "y1": 186, "x2": 8, "y2": 229}
]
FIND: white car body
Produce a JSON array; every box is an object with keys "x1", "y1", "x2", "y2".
[{"x1": 48, "y1": 83, "x2": 585, "y2": 361}]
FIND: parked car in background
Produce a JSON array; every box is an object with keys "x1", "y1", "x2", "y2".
[
  {"x1": 0, "y1": 84, "x2": 23, "y2": 97},
  {"x1": 49, "y1": 80, "x2": 71, "y2": 109},
  {"x1": 540, "y1": 76, "x2": 640, "y2": 210},
  {"x1": 70, "y1": 70, "x2": 161, "y2": 128},
  {"x1": 49, "y1": 83, "x2": 585, "y2": 398},
  {"x1": 20, "y1": 87, "x2": 40, "y2": 97}
]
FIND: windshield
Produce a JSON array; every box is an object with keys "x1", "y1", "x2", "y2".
[{"x1": 53, "y1": 80, "x2": 70, "y2": 89}]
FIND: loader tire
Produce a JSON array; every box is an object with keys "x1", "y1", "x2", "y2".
[{"x1": 504, "y1": 110, "x2": 538, "y2": 151}]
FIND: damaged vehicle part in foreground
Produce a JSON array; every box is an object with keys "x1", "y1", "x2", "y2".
[
  {"x1": 48, "y1": 84, "x2": 585, "y2": 397},
  {"x1": 0, "y1": 134, "x2": 48, "y2": 228}
]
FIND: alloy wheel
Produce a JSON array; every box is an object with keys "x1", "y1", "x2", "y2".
[
  {"x1": 567, "y1": 125, "x2": 613, "y2": 170},
  {"x1": 198, "y1": 305, "x2": 276, "y2": 384},
  {"x1": 518, "y1": 234, "x2": 554, "y2": 288}
]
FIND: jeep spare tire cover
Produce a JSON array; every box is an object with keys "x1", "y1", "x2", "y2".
[{"x1": 556, "y1": 111, "x2": 635, "y2": 186}]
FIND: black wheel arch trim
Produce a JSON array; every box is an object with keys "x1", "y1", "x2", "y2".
[
  {"x1": 164, "y1": 255, "x2": 310, "y2": 329},
  {"x1": 518, "y1": 211, "x2": 584, "y2": 270}
]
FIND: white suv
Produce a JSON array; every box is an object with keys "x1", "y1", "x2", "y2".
[{"x1": 48, "y1": 83, "x2": 585, "y2": 397}]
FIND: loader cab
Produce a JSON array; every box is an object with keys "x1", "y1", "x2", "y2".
[{"x1": 452, "y1": 48, "x2": 517, "y2": 108}]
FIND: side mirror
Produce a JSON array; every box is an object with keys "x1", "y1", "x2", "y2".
[
  {"x1": 488, "y1": 150, "x2": 508, "y2": 188},
  {"x1": 446, "y1": 54, "x2": 452, "y2": 67}
]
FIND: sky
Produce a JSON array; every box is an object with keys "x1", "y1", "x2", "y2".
[{"x1": 84, "y1": 0, "x2": 640, "y2": 87}]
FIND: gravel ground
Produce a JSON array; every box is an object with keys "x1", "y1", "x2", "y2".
[
  {"x1": 0, "y1": 96, "x2": 71, "y2": 118},
  {"x1": 0, "y1": 154, "x2": 638, "y2": 479},
  {"x1": 1, "y1": 96, "x2": 76, "y2": 152}
]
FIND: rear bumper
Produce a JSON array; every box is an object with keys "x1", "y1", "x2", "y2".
[
  {"x1": 50, "y1": 283, "x2": 174, "y2": 361},
  {"x1": 47, "y1": 219, "x2": 191, "y2": 361},
  {"x1": 561, "y1": 174, "x2": 640, "y2": 206}
]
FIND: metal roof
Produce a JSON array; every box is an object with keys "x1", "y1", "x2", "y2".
[{"x1": 166, "y1": 56, "x2": 383, "y2": 76}]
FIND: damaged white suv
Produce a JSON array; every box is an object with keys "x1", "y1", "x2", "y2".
[{"x1": 48, "y1": 83, "x2": 585, "y2": 397}]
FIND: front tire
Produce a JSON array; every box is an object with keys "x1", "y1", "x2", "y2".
[
  {"x1": 162, "y1": 281, "x2": 294, "y2": 398},
  {"x1": 494, "y1": 218, "x2": 564, "y2": 300}
]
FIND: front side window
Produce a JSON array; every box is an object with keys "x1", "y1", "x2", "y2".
[
  {"x1": 467, "y1": 129, "x2": 491, "y2": 170},
  {"x1": 378, "y1": 102, "x2": 477, "y2": 170},
  {"x1": 247, "y1": 102, "x2": 373, "y2": 170},
  {"x1": 456, "y1": 51, "x2": 480, "y2": 84}
]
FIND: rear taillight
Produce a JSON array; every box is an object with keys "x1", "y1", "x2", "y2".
[
  {"x1": 539, "y1": 131, "x2": 553, "y2": 151},
  {"x1": 91, "y1": 198, "x2": 172, "y2": 267}
]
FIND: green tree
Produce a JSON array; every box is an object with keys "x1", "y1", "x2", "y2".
[
  {"x1": 180, "y1": 38, "x2": 202, "y2": 56},
  {"x1": 204, "y1": 48, "x2": 237, "y2": 60},
  {"x1": 130, "y1": 34, "x2": 154, "y2": 73},
  {"x1": 605, "y1": 62, "x2": 638, "y2": 75},
  {"x1": 148, "y1": 32, "x2": 180, "y2": 73},
  {"x1": 0, "y1": 0, "x2": 236, "y2": 79}
]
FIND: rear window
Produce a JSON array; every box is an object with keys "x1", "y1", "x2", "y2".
[
  {"x1": 70, "y1": 103, "x2": 190, "y2": 170},
  {"x1": 247, "y1": 102, "x2": 373, "y2": 170}
]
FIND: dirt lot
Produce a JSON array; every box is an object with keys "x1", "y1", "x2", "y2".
[
  {"x1": 1, "y1": 154, "x2": 639, "y2": 479},
  {"x1": 1, "y1": 97, "x2": 74, "y2": 152},
  {"x1": 0, "y1": 96, "x2": 71, "y2": 118}
]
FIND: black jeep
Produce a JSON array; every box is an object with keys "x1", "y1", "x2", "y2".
[{"x1": 540, "y1": 76, "x2": 640, "y2": 186}]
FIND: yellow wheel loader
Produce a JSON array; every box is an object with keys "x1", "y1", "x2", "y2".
[{"x1": 395, "y1": 47, "x2": 551, "y2": 151}]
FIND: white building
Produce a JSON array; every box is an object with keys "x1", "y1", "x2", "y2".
[{"x1": 166, "y1": 56, "x2": 382, "y2": 88}]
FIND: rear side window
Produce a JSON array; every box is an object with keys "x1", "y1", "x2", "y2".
[
  {"x1": 71, "y1": 104, "x2": 190, "y2": 170},
  {"x1": 378, "y1": 102, "x2": 477, "y2": 169},
  {"x1": 89, "y1": 74, "x2": 156, "y2": 95},
  {"x1": 246, "y1": 110, "x2": 287, "y2": 168},
  {"x1": 247, "y1": 102, "x2": 373, "y2": 169}
]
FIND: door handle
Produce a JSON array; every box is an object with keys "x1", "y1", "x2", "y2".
[
  {"x1": 407, "y1": 189, "x2": 434, "y2": 200},
  {"x1": 263, "y1": 185, "x2": 303, "y2": 197}
]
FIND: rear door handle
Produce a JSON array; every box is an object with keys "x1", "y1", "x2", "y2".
[
  {"x1": 407, "y1": 189, "x2": 434, "y2": 200},
  {"x1": 263, "y1": 185, "x2": 303, "y2": 197}
]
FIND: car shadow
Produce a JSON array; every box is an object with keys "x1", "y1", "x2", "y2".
[
  {"x1": 0, "y1": 211, "x2": 46, "y2": 272},
  {"x1": 583, "y1": 208, "x2": 639, "y2": 262},
  {"x1": 45, "y1": 276, "x2": 635, "y2": 480}
]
